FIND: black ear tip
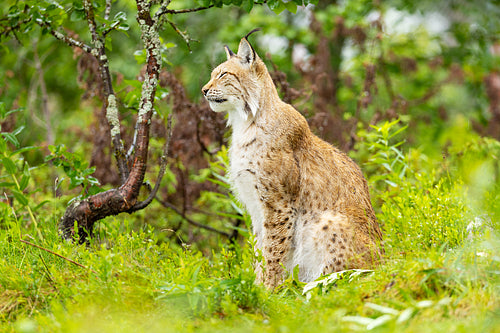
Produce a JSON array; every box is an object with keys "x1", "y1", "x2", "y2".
[
  {"x1": 224, "y1": 45, "x2": 235, "y2": 56},
  {"x1": 244, "y1": 28, "x2": 261, "y2": 40}
]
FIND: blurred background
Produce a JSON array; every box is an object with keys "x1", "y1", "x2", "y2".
[{"x1": 1, "y1": 0, "x2": 499, "y2": 252}]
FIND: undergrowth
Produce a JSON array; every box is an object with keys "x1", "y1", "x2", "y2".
[{"x1": 1, "y1": 119, "x2": 499, "y2": 332}]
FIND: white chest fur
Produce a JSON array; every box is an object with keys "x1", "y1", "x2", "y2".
[{"x1": 229, "y1": 124, "x2": 265, "y2": 241}]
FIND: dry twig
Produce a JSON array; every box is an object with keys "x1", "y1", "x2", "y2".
[{"x1": 20, "y1": 238, "x2": 99, "y2": 275}]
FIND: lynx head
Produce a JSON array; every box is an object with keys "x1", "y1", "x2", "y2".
[{"x1": 202, "y1": 30, "x2": 270, "y2": 125}]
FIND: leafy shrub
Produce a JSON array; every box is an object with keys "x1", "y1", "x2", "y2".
[
  {"x1": 45, "y1": 144, "x2": 103, "y2": 200},
  {"x1": 354, "y1": 120, "x2": 471, "y2": 253},
  {"x1": 380, "y1": 175, "x2": 469, "y2": 252},
  {"x1": 0, "y1": 103, "x2": 44, "y2": 238}
]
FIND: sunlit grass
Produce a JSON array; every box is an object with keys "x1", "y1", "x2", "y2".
[
  {"x1": 1, "y1": 124, "x2": 499, "y2": 332},
  {"x1": 2, "y1": 210, "x2": 498, "y2": 332}
]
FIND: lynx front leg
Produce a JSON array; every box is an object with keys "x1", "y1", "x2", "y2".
[{"x1": 261, "y1": 207, "x2": 295, "y2": 289}]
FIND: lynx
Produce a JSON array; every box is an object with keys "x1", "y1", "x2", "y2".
[{"x1": 202, "y1": 31, "x2": 383, "y2": 289}]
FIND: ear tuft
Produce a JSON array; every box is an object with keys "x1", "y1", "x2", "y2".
[
  {"x1": 224, "y1": 45, "x2": 235, "y2": 60},
  {"x1": 245, "y1": 28, "x2": 261, "y2": 40}
]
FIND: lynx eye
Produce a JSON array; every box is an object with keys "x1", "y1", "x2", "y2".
[{"x1": 218, "y1": 71, "x2": 228, "y2": 79}]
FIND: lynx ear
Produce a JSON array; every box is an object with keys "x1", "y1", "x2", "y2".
[
  {"x1": 237, "y1": 38, "x2": 256, "y2": 66},
  {"x1": 224, "y1": 45, "x2": 235, "y2": 60}
]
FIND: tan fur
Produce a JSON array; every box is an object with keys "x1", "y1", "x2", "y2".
[{"x1": 202, "y1": 34, "x2": 383, "y2": 289}]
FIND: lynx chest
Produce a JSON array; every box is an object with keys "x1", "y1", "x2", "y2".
[{"x1": 229, "y1": 129, "x2": 268, "y2": 236}]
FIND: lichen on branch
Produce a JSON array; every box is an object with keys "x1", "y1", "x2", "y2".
[{"x1": 106, "y1": 94, "x2": 120, "y2": 138}]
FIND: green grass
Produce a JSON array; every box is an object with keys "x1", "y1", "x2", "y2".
[
  {"x1": 1, "y1": 125, "x2": 499, "y2": 332},
  {"x1": 1, "y1": 193, "x2": 499, "y2": 332}
]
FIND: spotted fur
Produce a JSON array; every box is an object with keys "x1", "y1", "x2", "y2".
[{"x1": 202, "y1": 34, "x2": 383, "y2": 289}]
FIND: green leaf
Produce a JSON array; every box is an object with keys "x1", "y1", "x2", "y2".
[
  {"x1": 0, "y1": 102, "x2": 6, "y2": 119},
  {"x1": 19, "y1": 174, "x2": 30, "y2": 191},
  {"x1": 0, "y1": 137, "x2": 6, "y2": 153},
  {"x1": 19, "y1": 163, "x2": 30, "y2": 191},
  {"x1": 284, "y1": 1, "x2": 298, "y2": 13},
  {"x1": 342, "y1": 315, "x2": 374, "y2": 326},
  {"x1": 12, "y1": 189, "x2": 28, "y2": 206},
  {"x1": 2, "y1": 157, "x2": 17, "y2": 174},
  {"x1": 117, "y1": 23, "x2": 129, "y2": 32},
  {"x1": 267, "y1": 0, "x2": 279, "y2": 11},
  {"x1": 82, "y1": 166, "x2": 96, "y2": 177},
  {"x1": 70, "y1": 9, "x2": 85, "y2": 22},
  {"x1": 87, "y1": 185, "x2": 104, "y2": 196},
  {"x1": 113, "y1": 11, "x2": 127, "y2": 21},
  {"x1": 72, "y1": 0, "x2": 84, "y2": 10},
  {"x1": 242, "y1": 0, "x2": 254, "y2": 12},
  {"x1": 34, "y1": 200, "x2": 50, "y2": 211},
  {"x1": 396, "y1": 308, "x2": 415, "y2": 323},
  {"x1": 384, "y1": 180, "x2": 398, "y2": 187},
  {"x1": 11, "y1": 146, "x2": 38, "y2": 156},
  {"x1": 388, "y1": 125, "x2": 408, "y2": 139},
  {"x1": 11, "y1": 125, "x2": 24, "y2": 137},
  {"x1": 1, "y1": 132, "x2": 20, "y2": 148}
]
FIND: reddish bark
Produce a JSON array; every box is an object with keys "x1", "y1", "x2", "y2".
[{"x1": 59, "y1": 1, "x2": 160, "y2": 242}]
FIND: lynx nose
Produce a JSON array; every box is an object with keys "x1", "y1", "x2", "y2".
[{"x1": 202, "y1": 87, "x2": 209, "y2": 96}]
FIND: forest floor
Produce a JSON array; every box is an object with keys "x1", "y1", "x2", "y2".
[{"x1": 1, "y1": 198, "x2": 499, "y2": 333}]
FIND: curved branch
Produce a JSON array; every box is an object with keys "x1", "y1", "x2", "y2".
[
  {"x1": 152, "y1": 0, "x2": 212, "y2": 51},
  {"x1": 166, "y1": 19, "x2": 196, "y2": 51},
  {"x1": 83, "y1": 0, "x2": 129, "y2": 183},
  {"x1": 36, "y1": 20, "x2": 93, "y2": 54},
  {"x1": 130, "y1": 113, "x2": 173, "y2": 211},
  {"x1": 156, "y1": 4, "x2": 214, "y2": 17},
  {"x1": 60, "y1": 0, "x2": 163, "y2": 242},
  {"x1": 1, "y1": 17, "x2": 32, "y2": 39},
  {"x1": 155, "y1": 197, "x2": 231, "y2": 238}
]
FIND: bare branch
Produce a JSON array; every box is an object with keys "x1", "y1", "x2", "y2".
[
  {"x1": 196, "y1": 120, "x2": 219, "y2": 156},
  {"x1": 155, "y1": 197, "x2": 232, "y2": 238},
  {"x1": 83, "y1": 0, "x2": 99, "y2": 44},
  {"x1": 104, "y1": 0, "x2": 112, "y2": 21},
  {"x1": 0, "y1": 17, "x2": 32, "y2": 39},
  {"x1": 20, "y1": 238, "x2": 99, "y2": 275},
  {"x1": 229, "y1": 215, "x2": 243, "y2": 242},
  {"x1": 102, "y1": 21, "x2": 120, "y2": 37},
  {"x1": 82, "y1": 0, "x2": 129, "y2": 183},
  {"x1": 151, "y1": 0, "x2": 209, "y2": 51},
  {"x1": 157, "y1": 4, "x2": 214, "y2": 17},
  {"x1": 153, "y1": 0, "x2": 173, "y2": 23},
  {"x1": 378, "y1": 55, "x2": 395, "y2": 101},
  {"x1": 130, "y1": 113, "x2": 173, "y2": 211},
  {"x1": 166, "y1": 19, "x2": 196, "y2": 51},
  {"x1": 36, "y1": 20, "x2": 93, "y2": 54}
]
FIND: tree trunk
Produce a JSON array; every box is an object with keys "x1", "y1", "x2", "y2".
[{"x1": 59, "y1": 0, "x2": 161, "y2": 242}]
